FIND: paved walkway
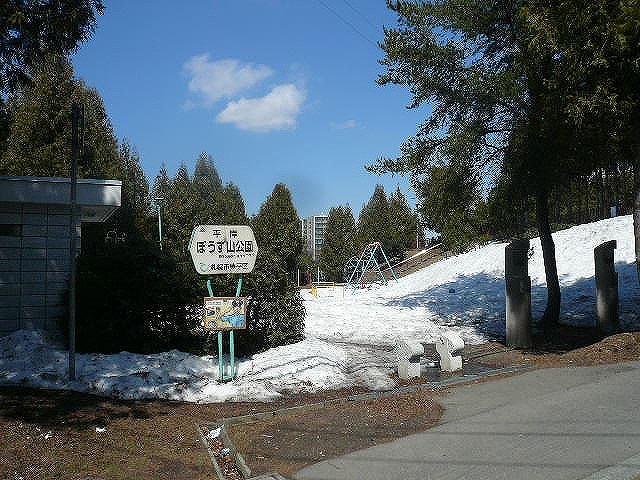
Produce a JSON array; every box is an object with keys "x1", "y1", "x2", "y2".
[{"x1": 296, "y1": 362, "x2": 640, "y2": 480}]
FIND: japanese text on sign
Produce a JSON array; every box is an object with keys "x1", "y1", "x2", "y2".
[{"x1": 188, "y1": 225, "x2": 258, "y2": 275}]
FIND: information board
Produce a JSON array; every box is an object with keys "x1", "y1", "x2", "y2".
[
  {"x1": 203, "y1": 296, "x2": 248, "y2": 331},
  {"x1": 188, "y1": 225, "x2": 258, "y2": 275}
]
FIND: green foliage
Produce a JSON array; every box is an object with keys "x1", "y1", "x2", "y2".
[
  {"x1": 388, "y1": 186, "x2": 418, "y2": 254},
  {"x1": 236, "y1": 183, "x2": 306, "y2": 353},
  {"x1": 0, "y1": 55, "x2": 119, "y2": 177},
  {"x1": 358, "y1": 184, "x2": 391, "y2": 250},
  {"x1": 374, "y1": 0, "x2": 640, "y2": 322},
  {"x1": 76, "y1": 240, "x2": 198, "y2": 354},
  {"x1": 235, "y1": 250, "x2": 305, "y2": 356},
  {"x1": 252, "y1": 183, "x2": 304, "y2": 275},
  {"x1": 356, "y1": 184, "x2": 418, "y2": 260},
  {"x1": 77, "y1": 141, "x2": 201, "y2": 354},
  {"x1": 0, "y1": 0, "x2": 104, "y2": 93},
  {"x1": 417, "y1": 161, "x2": 487, "y2": 252},
  {"x1": 318, "y1": 205, "x2": 357, "y2": 281}
]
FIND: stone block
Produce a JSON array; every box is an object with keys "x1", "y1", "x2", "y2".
[
  {"x1": 436, "y1": 331, "x2": 464, "y2": 372},
  {"x1": 594, "y1": 240, "x2": 619, "y2": 333},
  {"x1": 21, "y1": 259, "x2": 46, "y2": 272},
  {"x1": 396, "y1": 340, "x2": 424, "y2": 379},
  {"x1": 21, "y1": 283, "x2": 46, "y2": 295},
  {"x1": 47, "y1": 214, "x2": 71, "y2": 226},
  {"x1": 23, "y1": 213, "x2": 47, "y2": 225},
  {"x1": 22, "y1": 225, "x2": 47, "y2": 237},
  {"x1": 505, "y1": 238, "x2": 532, "y2": 348},
  {"x1": 0, "y1": 212, "x2": 22, "y2": 223},
  {"x1": 0, "y1": 237, "x2": 21, "y2": 248},
  {"x1": 47, "y1": 225, "x2": 70, "y2": 238},
  {"x1": 21, "y1": 248, "x2": 46, "y2": 259},
  {"x1": 21, "y1": 237, "x2": 46, "y2": 249}
]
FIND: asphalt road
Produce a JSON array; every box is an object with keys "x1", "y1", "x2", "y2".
[{"x1": 295, "y1": 361, "x2": 640, "y2": 480}]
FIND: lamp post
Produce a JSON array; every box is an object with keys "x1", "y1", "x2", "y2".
[
  {"x1": 415, "y1": 203, "x2": 422, "y2": 249},
  {"x1": 155, "y1": 197, "x2": 164, "y2": 251}
]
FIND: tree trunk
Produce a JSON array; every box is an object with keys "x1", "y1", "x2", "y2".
[
  {"x1": 536, "y1": 189, "x2": 561, "y2": 325},
  {"x1": 634, "y1": 156, "x2": 640, "y2": 282}
]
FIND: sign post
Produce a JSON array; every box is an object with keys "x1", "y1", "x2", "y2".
[{"x1": 189, "y1": 225, "x2": 258, "y2": 381}]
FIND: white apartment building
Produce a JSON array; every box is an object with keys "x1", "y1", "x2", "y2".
[{"x1": 301, "y1": 215, "x2": 328, "y2": 261}]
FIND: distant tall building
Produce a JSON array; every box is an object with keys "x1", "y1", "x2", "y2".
[{"x1": 301, "y1": 215, "x2": 328, "y2": 261}]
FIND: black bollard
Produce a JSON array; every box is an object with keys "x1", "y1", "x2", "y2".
[
  {"x1": 594, "y1": 240, "x2": 619, "y2": 333},
  {"x1": 505, "y1": 239, "x2": 532, "y2": 348}
]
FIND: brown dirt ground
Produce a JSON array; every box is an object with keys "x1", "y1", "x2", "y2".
[{"x1": 2, "y1": 328, "x2": 640, "y2": 480}]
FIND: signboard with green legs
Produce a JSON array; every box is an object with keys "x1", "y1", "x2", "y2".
[{"x1": 189, "y1": 225, "x2": 258, "y2": 382}]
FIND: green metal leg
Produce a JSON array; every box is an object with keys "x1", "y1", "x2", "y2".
[
  {"x1": 213, "y1": 276, "x2": 243, "y2": 382},
  {"x1": 217, "y1": 331, "x2": 224, "y2": 380},
  {"x1": 229, "y1": 330, "x2": 235, "y2": 377}
]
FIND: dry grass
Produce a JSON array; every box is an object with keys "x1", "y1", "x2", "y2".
[{"x1": 2, "y1": 328, "x2": 640, "y2": 479}]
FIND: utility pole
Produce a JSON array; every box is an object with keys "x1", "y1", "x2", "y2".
[{"x1": 68, "y1": 103, "x2": 83, "y2": 381}]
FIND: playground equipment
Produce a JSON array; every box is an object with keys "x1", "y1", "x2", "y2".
[{"x1": 344, "y1": 242, "x2": 398, "y2": 293}]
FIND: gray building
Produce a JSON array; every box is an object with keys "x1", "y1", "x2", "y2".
[
  {"x1": 302, "y1": 215, "x2": 328, "y2": 261},
  {"x1": 0, "y1": 175, "x2": 121, "y2": 338}
]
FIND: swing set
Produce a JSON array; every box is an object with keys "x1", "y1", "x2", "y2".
[{"x1": 344, "y1": 242, "x2": 397, "y2": 293}]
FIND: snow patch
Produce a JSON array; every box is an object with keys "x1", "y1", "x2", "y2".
[{"x1": 1, "y1": 216, "x2": 638, "y2": 402}]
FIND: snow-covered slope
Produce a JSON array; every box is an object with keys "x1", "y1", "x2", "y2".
[
  {"x1": 1, "y1": 216, "x2": 638, "y2": 402},
  {"x1": 306, "y1": 215, "x2": 640, "y2": 345}
]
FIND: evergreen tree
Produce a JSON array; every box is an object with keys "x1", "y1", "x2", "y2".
[
  {"x1": 318, "y1": 205, "x2": 358, "y2": 281},
  {"x1": 357, "y1": 184, "x2": 392, "y2": 254},
  {"x1": 1, "y1": 0, "x2": 104, "y2": 93},
  {"x1": 228, "y1": 183, "x2": 306, "y2": 354},
  {"x1": 252, "y1": 183, "x2": 304, "y2": 275},
  {"x1": 373, "y1": 0, "x2": 628, "y2": 324},
  {"x1": 0, "y1": 55, "x2": 118, "y2": 178},
  {"x1": 388, "y1": 186, "x2": 418, "y2": 254},
  {"x1": 417, "y1": 161, "x2": 486, "y2": 251},
  {"x1": 164, "y1": 163, "x2": 196, "y2": 256},
  {"x1": 192, "y1": 152, "x2": 224, "y2": 223},
  {"x1": 222, "y1": 182, "x2": 248, "y2": 224}
]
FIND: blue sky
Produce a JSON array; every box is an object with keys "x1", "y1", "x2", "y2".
[{"x1": 72, "y1": 0, "x2": 429, "y2": 219}]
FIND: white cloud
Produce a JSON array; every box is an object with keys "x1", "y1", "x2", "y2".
[
  {"x1": 184, "y1": 54, "x2": 273, "y2": 104},
  {"x1": 331, "y1": 119, "x2": 358, "y2": 130},
  {"x1": 216, "y1": 84, "x2": 306, "y2": 132}
]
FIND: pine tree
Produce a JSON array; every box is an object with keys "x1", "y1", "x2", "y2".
[
  {"x1": 0, "y1": 55, "x2": 118, "y2": 178},
  {"x1": 222, "y1": 182, "x2": 247, "y2": 224},
  {"x1": 252, "y1": 183, "x2": 304, "y2": 275},
  {"x1": 164, "y1": 163, "x2": 196, "y2": 256},
  {"x1": 388, "y1": 187, "x2": 418, "y2": 255},
  {"x1": 374, "y1": 1, "x2": 625, "y2": 324},
  {"x1": 240, "y1": 183, "x2": 305, "y2": 354},
  {"x1": 1, "y1": 0, "x2": 104, "y2": 93},
  {"x1": 357, "y1": 184, "x2": 392, "y2": 254},
  {"x1": 318, "y1": 205, "x2": 357, "y2": 281}
]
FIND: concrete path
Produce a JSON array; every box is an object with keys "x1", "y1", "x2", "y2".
[{"x1": 295, "y1": 362, "x2": 640, "y2": 480}]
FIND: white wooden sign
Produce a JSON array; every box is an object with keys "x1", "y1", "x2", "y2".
[{"x1": 188, "y1": 225, "x2": 258, "y2": 275}]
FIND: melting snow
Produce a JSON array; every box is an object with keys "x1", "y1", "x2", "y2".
[{"x1": 1, "y1": 216, "x2": 638, "y2": 402}]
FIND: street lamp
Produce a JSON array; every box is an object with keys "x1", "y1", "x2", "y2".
[
  {"x1": 415, "y1": 203, "x2": 422, "y2": 249},
  {"x1": 155, "y1": 197, "x2": 164, "y2": 251}
]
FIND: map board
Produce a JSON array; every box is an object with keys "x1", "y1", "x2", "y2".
[
  {"x1": 203, "y1": 296, "x2": 248, "y2": 331},
  {"x1": 188, "y1": 225, "x2": 258, "y2": 275}
]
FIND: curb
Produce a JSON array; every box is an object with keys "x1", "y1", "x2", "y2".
[
  {"x1": 579, "y1": 451, "x2": 640, "y2": 480},
  {"x1": 196, "y1": 364, "x2": 531, "y2": 479}
]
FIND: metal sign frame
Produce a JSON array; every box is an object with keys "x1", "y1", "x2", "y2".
[{"x1": 190, "y1": 225, "x2": 257, "y2": 382}]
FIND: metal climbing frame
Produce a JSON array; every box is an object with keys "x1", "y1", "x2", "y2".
[{"x1": 345, "y1": 242, "x2": 398, "y2": 293}]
